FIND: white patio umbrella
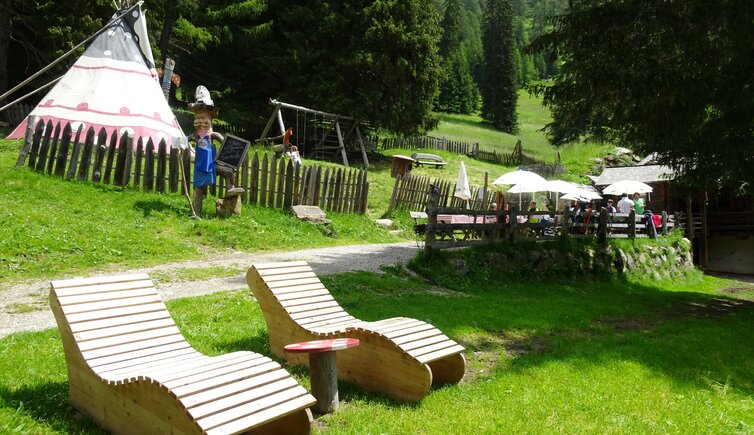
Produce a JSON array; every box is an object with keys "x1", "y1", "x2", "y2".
[
  {"x1": 454, "y1": 161, "x2": 471, "y2": 201},
  {"x1": 602, "y1": 180, "x2": 653, "y2": 195},
  {"x1": 544, "y1": 179, "x2": 579, "y2": 194},
  {"x1": 492, "y1": 170, "x2": 547, "y2": 209}
]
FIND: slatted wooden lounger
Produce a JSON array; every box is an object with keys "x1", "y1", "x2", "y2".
[
  {"x1": 50, "y1": 273, "x2": 316, "y2": 435},
  {"x1": 246, "y1": 261, "x2": 466, "y2": 402}
]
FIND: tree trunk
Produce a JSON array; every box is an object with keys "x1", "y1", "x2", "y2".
[
  {"x1": 0, "y1": 0, "x2": 13, "y2": 110},
  {"x1": 158, "y1": 0, "x2": 178, "y2": 66}
]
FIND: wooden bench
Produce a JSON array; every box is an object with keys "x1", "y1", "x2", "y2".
[
  {"x1": 410, "y1": 153, "x2": 447, "y2": 168},
  {"x1": 246, "y1": 262, "x2": 466, "y2": 403},
  {"x1": 50, "y1": 273, "x2": 316, "y2": 435}
]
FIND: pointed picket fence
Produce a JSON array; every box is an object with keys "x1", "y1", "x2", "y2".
[{"x1": 15, "y1": 117, "x2": 368, "y2": 214}]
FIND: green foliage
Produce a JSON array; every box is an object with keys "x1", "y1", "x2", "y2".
[
  {"x1": 481, "y1": 0, "x2": 519, "y2": 133},
  {"x1": 436, "y1": 0, "x2": 481, "y2": 114},
  {"x1": 528, "y1": 0, "x2": 754, "y2": 192}
]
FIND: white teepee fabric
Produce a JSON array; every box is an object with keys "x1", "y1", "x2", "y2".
[{"x1": 8, "y1": 5, "x2": 184, "y2": 145}]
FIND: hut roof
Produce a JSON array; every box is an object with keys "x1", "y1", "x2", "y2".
[{"x1": 594, "y1": 164, "x2": 674, "y2": 186}]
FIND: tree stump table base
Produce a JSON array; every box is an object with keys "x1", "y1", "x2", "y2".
[{"x1": 284, "y1": 338, "x2": 360, "y2": 414}]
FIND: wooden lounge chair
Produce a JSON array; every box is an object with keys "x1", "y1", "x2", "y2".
[
  {"x1": 246, "y1": 261, "x2": 466, "y2": 402},
  {"x1": 50, "y1": 273, "x2": 315, "y2": 435}
]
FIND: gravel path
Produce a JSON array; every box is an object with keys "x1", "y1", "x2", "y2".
[{"x1": 0, "y1": 242, "x2": 421, "y2": 338}]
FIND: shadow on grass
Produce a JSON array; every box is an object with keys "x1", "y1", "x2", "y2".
[
  {"x1": 0, "y1": 382, "x2": 105, "y2": 434},
  {"x1": 133, "y1": 199, "x2": 188, "y2": 218},
  {"x1": 326, "y1": 269, "x2": 754, "y2": 399}
]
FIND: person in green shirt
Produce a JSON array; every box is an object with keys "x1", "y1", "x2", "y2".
[{"x1": 632, "y1": 192, "x2": 645, "y2": 214}]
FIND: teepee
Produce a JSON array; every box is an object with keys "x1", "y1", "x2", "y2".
[{"x1": 7, "y1": 4, "x2": 184, "y2": 145}]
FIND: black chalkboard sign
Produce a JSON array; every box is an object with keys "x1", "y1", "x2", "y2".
[{"x1": 215, "y1": 134, "x2": 251, "y2": 170}]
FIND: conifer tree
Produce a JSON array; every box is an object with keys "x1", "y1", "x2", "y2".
[
  {"x1": 436, "y1": 0, "x2": 479, "y2": 114},
  {"x1": 481, "y1": 0, "x2": 518, "y2": 132}
]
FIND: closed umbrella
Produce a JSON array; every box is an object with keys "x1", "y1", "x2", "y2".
[
  {"x1": 454, "y1": 161, "x2": 471, "y2": 206},
  {"x1": 603, "y1": 180, "x2": 653, "y2": 195}
]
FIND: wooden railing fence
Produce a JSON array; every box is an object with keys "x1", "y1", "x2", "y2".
[
  {"x1": 423, "y1": 186, "x2": 678, "y2": 250},
  {"x1": 15, "y1": 117, "x2": 368, "y2": 214},
  {"x1": 1, "y1": 102, "x2": 34, "y2": 128},
  {"x1": 378, "y1": 136, "x2": 564, "y2": 176},
  {"x1": 387, "y1": 173, "x2": 494, "y2": 214}
]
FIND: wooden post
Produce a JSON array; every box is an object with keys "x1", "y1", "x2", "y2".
[
  {"x1": 509, "y1": 208, "x2": 518, "y2": 244},
  {"x1": 628, "y1": 209, "x2": 636, "y2": 239},
  {"x1": 425, "y1": 185, "x2": 439, "y2": 252},
  {"x1": 92, "y1": 128, "x2": 108, "y2": 182},
  {"x1": 35, "y1": 120, "x2": 53, "y2": 172},
  {"x1": 66, "y1": 125, "x2": 84, "y2": 179},
  {"x1": 16, "y1": 115, "x2": 38, "y2": 167},
  {"x1": 103, "y1": 131, "x2": 118, "y2": 184},
  {"x1": 276, "y1": 157, "x2": 285, "y2": 208},
  {"x1": 562, "y1": 206, "x2": 571, "y2": 237},
  {"x1": 113, "y1": 132, "x2": 129, "y2": 186},
  {"x1": 122, "y1": 134, "x2": 133, "y2": 187},
  {"x1": 46, "y1": 122, "x2": 61, "y2": 175},
  {"x1": 598, "y1": 207, "x2": 608, "y2": 244},
  {"x1": 309, "y1": 352, "x2": 339, "y2": 414},
  {"x1": 259, "y1": 154, "x2": 268, "y2": 206},
  {"x1": 156, "y1": 140, "x2": 167, "y2": 193},
  {"x1": 143, "y1": 139, "x2": 155, "y2": 191},
  {"x1": 284, "y1": 160, "x2": 294, "y2": 209},
  {"x1": 78, "y1": 127, "x2": 95, "y2": 181},
  {"x1": 54, "y1": 123, "x2": 73, "y2": 177},
  {"x1": 168, "y1": 145, "x2": 179, "y2": 192},
  {"x1": 268, "y1": 154, "x2": 277, "y2": 208},
  {"x1": 27, "y1": 119, "x2": 45, "y2": 169},
  {"x1": 249, "y1": 151, "x2": 259, "y2": 205}
]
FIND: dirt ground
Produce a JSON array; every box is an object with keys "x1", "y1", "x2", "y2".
[{"x1": 0, "y1": 242, "x2": 421, "y2": 338}]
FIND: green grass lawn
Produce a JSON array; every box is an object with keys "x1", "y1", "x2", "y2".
[{"x1": 1, "y1": 268, "x2": 752, "y2": 433}]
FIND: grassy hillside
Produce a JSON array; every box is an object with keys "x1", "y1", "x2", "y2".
[{"x1": 0, "y1": 92, "x2": 609, "y2": 282}]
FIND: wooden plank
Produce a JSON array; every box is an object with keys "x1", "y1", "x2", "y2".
[
  {"x1": 288, "y1": 306, "x2": 345, "y2": 321},
  {"x1": 27, "y1": 119, "x2": 44, "y2": 169},
  {"x1": 64, "y1": 302, "x2": 167, "y2": 324},
  {"x1": 284, "y1": 300, "x2": 340, "y2": 314},
  {"x1": 182, "y1": 145, "x2": 191, "y2": 195},
  {"x1": 265, "y1": 277, "x2": 322, "y2": 291},
  {"x1": 133, "y1": 138, "x2": 143, "y2": 187},
  {"x1": 50, "y1": 273, "x2": 149, "y2": 289},
  {"x1": 255, "y1": 265, "x2": 313, "y2": 277},
  {"x1": 200, "y1": 389, "x2": 312, "y2": 434},
  {"x1": 69, "y1": 310, "x2": 172, "y2": 335},
  {"x1": 54, "y1": 123, "x2": 73, "y2": 177},
  {"x1": 181, "y1": 367, "x2": 290, "y2": 409},
  {"x1": 61, "y1": 295, "x2": 163, "y2": 315},
  {"x1": 15, "y1": 115, "x2": 38, "y2": 167},
  {"x1": 156, "y1": 140, "x2": 167, "y2": 193},
  {"x1": 275, "y1": 288, "x2": 331, "y2": 302},
  {"x1": 77, "y1": 127, "x2": 95, "y2": 181},
  {"x1": 320, "y1": 168, "x2": 330, "y2": 210},
  {"x1": 171, "y1": 360, "x2": 280, "y2": 398},
  {"x1": 160, "y1": 354, "x2": 269, "y2": 388},
  {"x1": 58, "y1": 287, "x2": 157, "y2": 305},
  {"x1": 66, "y1": 125, "x2": 84, "y2": 179},
  {"x1": 93, "y1": 348, "x2": 200, "y2": 377},
  {"x1": 168, "y1": 145, "x2": 179, "y2": 192},
  {"x1": 112, "y1": 132, "x2": 126, "y2": 185},
  {"x1": 189, "y1": 376, "x2": 299, "y2": 419},
  {"x1": 414, "y1": 344, "x2": 465, "y2": 364},
  {"x1": 144, "y1": 139, "x2": 155, "y2": 191},
  {"x1": 91, "y1": 128, "x2": 108, "y2": 182},
  {"x1": 80, "y1": 333, "x2": 187, "y2": 361},
  {"x1": 249, "y1": 151, "x2": 259, "y2": 205},
  {"x1": 275, "y1": 157, "x2": 285, "y2": 208},
  {"x1": 86, "y1": 341, "x2": 193, "y2": 369},
  {"x1": 279, "y1": 294, "x2": 335, "y2": 308},
  {"x1": 259, "y1": 153, "x2": 268, "y2": 206},
  {"x1": 261, "y1": 271, "x2": 317, "y2": 283},
  {"x1": 284, "y1": 160, "x2": 294, "y2": 209},
  {"x1": 77, "y1": 325, "x2": 183, "y2": 352},
  {"x1": 45, "y1": 121, "x2": 61, "y2": 175},
  {"x1": 103, "y1": 130, "x2": 118, "y2": 184},
  {"x1": 35, "y1": 120, "x2": 54, "y2": 172},
  {"x1": 241, "y1": 155, "x2": 249, "y2": 203},
  {"x1": 267, "y1": 154, "x2": 277, "y2": 208}
]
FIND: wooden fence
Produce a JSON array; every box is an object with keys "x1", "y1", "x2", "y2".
[
  {"x1": 14, "y1": 117, "x2": 368, "y2": 214},
  {"x1": 378, "y1": 135, "x2": 564, "y2": 176},
  {"x1": 423, "y1": 187, "x2": 678, "y2": 250},
  {"x1": 387, "y1": 173, "x2": 494, "y2": 214},
  {"x1": 1, "y1": 102, "x2": 34, "y2": 128}
]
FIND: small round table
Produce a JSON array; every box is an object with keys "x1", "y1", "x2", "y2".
[{"x1": 284, "y1": 338, "x2": 360, "y2": 414}]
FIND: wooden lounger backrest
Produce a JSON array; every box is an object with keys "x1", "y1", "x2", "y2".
[
  {"x1": 50, "y1": 273, "x2": 191, "y2": 378},
  {"x1": 250, "y1": 262, "x2": 357, "y2": 329}
]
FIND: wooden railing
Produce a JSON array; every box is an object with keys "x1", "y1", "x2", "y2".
[
  {"x1": 14, "y1": 117, "x2": 368, "y2": 214},
  {"x1": 424, "y1": 187, "x2": 677, "y2": 250},
  {"x1": 387, "y1": 173, "x2": 494, "y2": 215}
]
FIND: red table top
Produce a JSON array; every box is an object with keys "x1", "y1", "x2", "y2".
[{"x1": 284, "y1": 338, "x2": 360, "y2": 354}]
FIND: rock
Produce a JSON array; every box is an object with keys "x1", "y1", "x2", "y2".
[
  {"x1": 450, "y1": 258, "x2": 469, "y2": 275},
  {"x1": 291, "y1": 205, "x2": 331, "y2": 224},
  {"x1": 388, "y1": 229, "x2": 402, "y2": 235},
  {"x1": 615, "y1": 146, "x2": 632, "y2": 155},
  {"x1": 375, "y1": 219, "x2": 393, "y2": 228},
  {"x1": 215, "y1": 195, "x2": 242, "y2": 218}
]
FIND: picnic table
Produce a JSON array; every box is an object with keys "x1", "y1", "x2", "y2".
[{"x1": 410, "y1": 153, "x2": 447, "y2": 168}]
